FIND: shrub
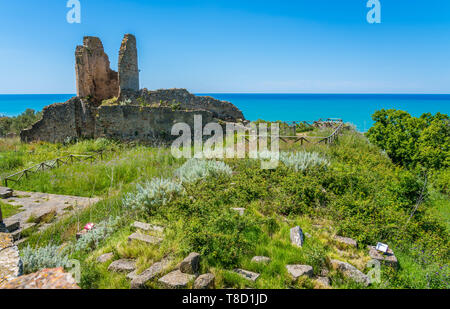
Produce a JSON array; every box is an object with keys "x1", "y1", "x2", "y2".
[
  {"x1": 21, "y1": 244, "x2": 69, "y2": 274},
  {"x1": 175, "y1": 159, "x2": 232, "y2": 184},
  {"x1": 74, "y1": 217, "x2": 122, "y2": 252},
  {"x1": 123, "y1": 178, "x2": 185, "y2": 214},
  {"x1": 280, "y1": 151, "x2": 330, "y2": 172}
]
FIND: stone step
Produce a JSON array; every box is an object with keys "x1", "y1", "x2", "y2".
[
  {"x1": 132, "y1": 221, "x2": 164, "y2": 233},
  {"x1": 233, "y1": 269, "x2": 260, "y2": 282},
  {"x1": 251, "y1": 256, "x2": 271, "y2": 264},
  {"x1": 108, "y1": 259, "x2": 136, "y2": 273},
  {"x1": 0, "y1": 187, "x2": 13, "y2": 199},
  {"x1": 158, "y1": 270, "x2": 195, "y2": 289},
  {"x1": 286, "y1": 265, "x2": 314, "y2": 279},
  {"x1": 3, "y1": 221, "x2": 20, "y2": 233},
  {"x1": 129, "y1": 258, "x2": 172, "y2": 289},
  {"x1": 128, "y1": 232, "x2": 163, "y2": 245}
]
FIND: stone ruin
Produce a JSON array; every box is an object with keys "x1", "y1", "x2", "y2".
[{"x1": 21, "y1": 34, "x2": 245, "y2": 143}]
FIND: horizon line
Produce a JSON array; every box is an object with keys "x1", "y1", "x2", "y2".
[{"x1": 1, "y1": 92, "x2": 450, "y2": 95}]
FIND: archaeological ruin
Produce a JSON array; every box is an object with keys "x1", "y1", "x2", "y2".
[{"x1": 21, "y1": 34, "x2": 245, "y2": 143}]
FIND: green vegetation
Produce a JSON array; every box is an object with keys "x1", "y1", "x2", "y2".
[
  {"x1": 0, "y1": 200, "x2": 21, "y2": 218},
  {"x1": 0, "y1": 113, "x2": 448, "y2": 289}
]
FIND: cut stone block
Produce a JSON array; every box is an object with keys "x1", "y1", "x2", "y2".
[
  {"x1": 286, "y1": 265, "x2": 314, "y2": 279},
  {"x1": 4, "y1": 221, "x2": 20, "y2": 233},
  {"x1": 130, "y1": 258, "x2": 172, "y2": 289},
  {"x1": 194, "y1": 273, "x2": 215, "y2": 289},
  {"x1": 180, "y1": 252, "x2": 200, "y2": 274},
  {"x1": 97, "y1": 253, "x2": 114, "y2": 263},
  {"x1": 128, "y1": 232, "x2": 163, "y2": 245},
  {"x1": 0, "y1": 267, "x2": 79, "y2": 289},
  {"x1": 330, "y1": 259, "x2": 370, "y2": 286},
  {"x1": 158, "y1": 270, "x2": 195, "y2": 289},
  {"x1": 11, "y1": 223, "x2": 36, "y2": 241},
  {"x1": 0, "y1": 187, "x2": 13, "y2": 199},
  {"x1": 290, "y1": 226, "x2": 305, "y2": 247},
  {"x1": 251, "y1": 256, "x2": 271, "y2": 264},
  {"x1": 233, "y1": 269, "x2": 260, "y2": 282},
  {"x1": 315, "y1": 276, "x2": 331, "y2": 288},
  {"x1": 0, "y1": 233, "x2": 22, "y2": 283},
  {"x1": 334, "y1": 235, "x2": 358, "y2": 248},
  {"x1": 231, "y1": 208, "x2": 245, "y2": 216},
  {"x1": 368, "y1": 246, "x2": 398, "y2": 268},
  {"x1": 132, "y1": 221, "x2": 164, "y2": 233},
  {"x1": 108, "y1": 259, "x2": 136, "y2": 273}
]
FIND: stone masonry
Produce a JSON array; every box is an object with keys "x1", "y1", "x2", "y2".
[
  {"x1": 21, "y1": 34, "x2": 245, "y2": 144},
  {"x1": 118, "y1": 34, "x2": 139, "y2": 97},
  {"x1": 75, "y1": 36, "x2": 119, "y2": 103}
]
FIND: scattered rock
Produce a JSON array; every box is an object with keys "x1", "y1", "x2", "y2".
[
  {"x1": 130, "y1": 258, "x2": 172, "y2": 289},
  {"x1": 0, "y1": 187, "x2": 13, "y2": 199},
  {"x1": 97, "y1": 253, "x2": 114, "y2": 263},
  {"x1": 194, "y1": 273, "x2": 215, "y2": 289},
  {"x1": 368, "y1": 246, "x2": 398, "y2": 268},
  {"x1": 251, "y1": 256, "x2": 271, "y2": 264},
  {"x1": 132, "y1": 221, "x2": 164, "y2": 233},
  {"x1": 286, "y1": 265, "x2": 314, "y2": 279},
  {"x1": 0, "y1": 267, "x2": 79, "y2": 289},
  {"x1": 290, "y1": 226, "x2": 305, "y2": 247},
  {"x1": 128, "y1": 232, "x2": 163, "y2": 245},
  {"x1": 315, "y1": 276, "x2": 331, "y2": 288},
  {"x1": 330, "y1": 259, "x2": 370, "y2": 286},
  {"x1": 158, "y1": 270, "x2": 195, "y2": 289},
  {"x1": 320, "y1": 268, "x2": 330, "y2": 277},
  {"x1": 233, "y1": 269, "x2": 260, "y2": 282},
  {"x1": 180, "y1": 252, "x2": 200, "y2": 274},
  {"x1": 334, "y1": 235, "x2": 358, "y2": 248},
  {"x1": 108, "y1": 259, "x2": 136, "y2": 273},
  {"x1": 231, "y1": 208, "x2": 245, "y2": 216}
]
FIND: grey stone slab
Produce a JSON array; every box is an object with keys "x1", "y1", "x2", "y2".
[
  {"x1": 334, "y1": 235, "x2": 358, "y2": 248},
  {"x1": 194, "y1": 273, "x2": 215, "y2": 289},
  {"x1": 315, "y1": 276, "x2": 331, "y2": 288},
  {"x1": 158, "y1": 270, "x2": 195, "y2": 289},
  {"x1": 0, "y1": 187, "x2": 13, "y2": 199},
  {"x1": 290, "y1": 226, "x2": 305, "y2": 247},
  {"x1": 108, "y1": 259, "x2": 136, "y2": 273},
  {"x1": 251, "y1": 256, "x2": 271, "y2": 264},
  {"x1": 128, "y1": 232, "x2": 163, "y2": 245},
  {"x1": 286, "y1": 265, "x2": 314, "y2": 279},
  {"x1": 330, "y1": 259, "x2": 370, "y2": 286},
  {"x1": 233, "y1": 269, "x2": 260, "y2": 282},
  {"x1": 132, "y1": 221, "x2": 164, "y2": 233},
  {"x1": 368, "y1": 246, "x2": 398, "y2": 268},
  {"x1": 130, "y1": 258, "x2": 172, "y2": 289},
  {"x1": 97, "y1": 253, "x2": 114, "y2": 263}
]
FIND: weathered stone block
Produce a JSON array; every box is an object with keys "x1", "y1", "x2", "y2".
[
  {"x1": 180, "y1": 252, "x2": 200, "y2": 274},
  {"x1": 118, "y1": 34, "x2": 139, "y2": 97},
  {"x1": 130, "y1": 258, "x2": 172, "y2": 289},
  {"x1": 334, "y1": 235, "x2": 358, "y2": 248},
  {"x1": 233, "y1": 269, "x2": 260, "y2": 282},
  {"x1": 330, "y1": 259, "x2": 370, "y2": 286},
  {"x1": 0, "y1": 267, "x2": 79, "y2": 289},
  {"x1": 108, "y1": 259, "x2": 136, "y2": 273},
  {"x1": 0, "y1": 233, "x2": 22, "y2": 284},
  {"x1": 158, "y1": 270, "x2": 195, "y2": 289},
  {"x1": 132, "y1": 221, "x2": 164, "y2": 233},
  {"x1": 97, "y1": 253, "x2": 114, "y2": 263},
  {"x1": 290, "y1": 226, "x2": 305, "y2": 247},
  {"x1": 194, "y1": 273, "x2": 215, "y2": 289},
  {"x1": 0, "y1": 187, "x2": 13, "y2": 199},
  {"x1": 286, "y1": 265, "x2": 314, "y2": 279},
  {"x1": 128, "y1": 232, "x2": 163, "y2": 245}
]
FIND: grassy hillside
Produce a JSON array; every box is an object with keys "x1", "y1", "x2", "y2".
[{"x1": 0, "y1": 127, "x2": 448, "y2": 289}]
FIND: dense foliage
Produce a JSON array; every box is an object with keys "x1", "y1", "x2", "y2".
[
  {"x1": 0, "y1": 109, "x2": 42, "y2": 137},
  {"x1": 366, "y1": 109, "x2": 449, "y2": 170}
]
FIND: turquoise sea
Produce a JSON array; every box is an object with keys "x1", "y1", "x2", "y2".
[{"x1": 1, "y1": 94, "x2": 449, "y2": 132}]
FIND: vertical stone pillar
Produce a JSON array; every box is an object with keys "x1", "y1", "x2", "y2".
[{"x1": 118, "y1": 34, "x2": 139, "y2": 97}]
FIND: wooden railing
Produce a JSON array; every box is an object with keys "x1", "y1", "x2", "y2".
[{"x1": 2, "y1": 151, "x2": 104, "y2": 187}]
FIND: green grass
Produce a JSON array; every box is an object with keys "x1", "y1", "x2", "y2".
[{"x1": 0, "y1": 200, "x2": 22, "y2": 218}]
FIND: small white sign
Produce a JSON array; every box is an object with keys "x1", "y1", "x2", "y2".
[{"x1": 376, "y1": 242, "x2": 389, "y2": 253}]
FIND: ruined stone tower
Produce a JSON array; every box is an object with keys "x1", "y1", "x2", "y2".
[
  {"x1": 75, "y1": 37, "x2": 119, "y2": 103},
  {"x1": 118, "y1": 34, "x2": 139, "y2": 97}
]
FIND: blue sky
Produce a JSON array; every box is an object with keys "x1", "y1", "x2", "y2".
[{"x1": 0, "y1": 0, "x2": 449, "y2": 94}]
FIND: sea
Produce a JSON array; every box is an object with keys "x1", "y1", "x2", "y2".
[{"x1": 1, "y1": 94, "x2": 449, "y2": 132}]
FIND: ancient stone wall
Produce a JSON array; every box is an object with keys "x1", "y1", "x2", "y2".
[
  {"x1": 118, "y1": 34, "x2": 139, "y2": 97},
  {"x1": 95, "y1": 105, "x2": 215, "y2": 143},
  {"x1": 127, "y1": 88, "x2": 245, "y2": 122},
  {"x1": 75, "y1": 37, "x2": 119, "y2": 103}
]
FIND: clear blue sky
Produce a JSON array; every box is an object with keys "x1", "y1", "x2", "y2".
[{"x1": 0, "y1": 0, "x2": 449, "y2": 94}]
